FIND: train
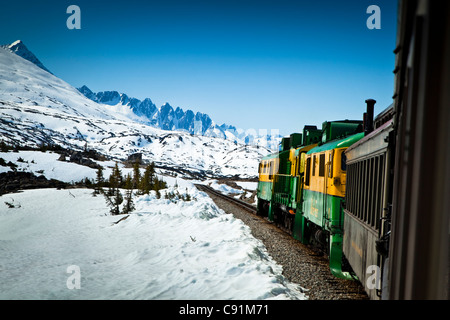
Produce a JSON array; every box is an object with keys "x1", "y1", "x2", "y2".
[{"x1": 256, "y1": 0, "x2": 449, "y2": 300}]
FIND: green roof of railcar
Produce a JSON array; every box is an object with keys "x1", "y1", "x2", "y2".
[
  {"x1": 306, "y1": 132, "x2": 365, "y2": 154},
  {"x1": 261, "y1": 149, "x2": 290, "y2": 161}
]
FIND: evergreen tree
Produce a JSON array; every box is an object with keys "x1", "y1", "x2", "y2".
[
  {"x1": 139, "y1": 162, "x2": 155, "y2": 194},
  {"x1": 105, "y1": 185, "x2": 123, "y2": 215},
  {"x1": 110, "y1": 162, "x2": 123, "y2": 188},
  {"x1": 105, "y1": 162, "x2": 123, "y2": 215},
  {"x1": 93, "y1": 166, "x2": 104, "y2": 195},
  {"x1": 132, "y1": 160, "x2": 141, "y2": 190},
  {"x1": 136, "y1": 161, "x2": 168, "y2": 195},
  {"x1": 122, "y1": 173, "x2": 135, "y2": 214},
  {"x1": 154, "y1": 175, "x2": 167, "y2": 191},
  {"x1": 184, "y1": 188, "x2": 191, "y2": 201},
  {"x1": 139, "y1": 166, "x2": 150, "y2": 195}
]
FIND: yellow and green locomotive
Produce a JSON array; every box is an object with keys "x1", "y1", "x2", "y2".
[
  {"x1": 257, "y1": 119, "x2": 365, "y2": 280},
  {"x1": 256, "y1": 125, "x2": 321, "y2": 230},
  {"x1": 300, "y1": 121, "x2": 364, "y2": 279}
]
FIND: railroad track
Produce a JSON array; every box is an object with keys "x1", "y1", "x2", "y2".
[
  {"x1": 195, "y1": 183, "x2": 369, "y2": 300},
  {"x1": 195, "y1": 183, "x2": 297, "y2": 236},
  {"x1": 194, "y1": 184, "x2": 257, "y2": 214}
]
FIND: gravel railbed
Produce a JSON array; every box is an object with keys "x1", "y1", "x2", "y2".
[{"x1": 203, "y1": 189, "x2": 369, "y2": 300}]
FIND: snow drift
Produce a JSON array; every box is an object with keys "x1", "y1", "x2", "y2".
[{"x1": 0, "y1": 186, "x2": 306, "y2": 300}]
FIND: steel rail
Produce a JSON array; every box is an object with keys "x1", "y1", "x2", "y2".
[{"x1": 194, "y1": 184, "x2": 257, "y2": 214}]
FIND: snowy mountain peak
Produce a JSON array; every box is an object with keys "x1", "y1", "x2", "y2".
[
  {"x1": 9, "y1": 40, "x2": 24, "y2": 47},
  {"x1": 2, "y1": 40, "x2": 52, "y2": 74},
  {"x1": 78, "y1": 86, "x2": 249, "y2": 143},
  {"x1": 77, "y1": 85, "x2": 281, "y2": 149},
  {"x1": 0, "y1": 42, "x2": 275, "y2": 179}
]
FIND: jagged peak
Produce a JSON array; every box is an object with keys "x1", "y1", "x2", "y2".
[
  {"x1": 2, "y1": 40, "x2": 52, "y2": 74},
  {"x1": 8, "y1": 40, "x2": 24, "y2": 48},
  {"x1": 78, "y1": 85, "x2": 93, "y2": 94},
  {"x1": 77, "y1": 86, "x2": 244, "y2": 141}
]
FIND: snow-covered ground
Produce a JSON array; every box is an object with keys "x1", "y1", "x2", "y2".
[
  {"x1": 234, "y1": 181, "x2": 258, "y2": 191},
  {"x1": 0, "y1": 150, "x2": 305, "y2": 299},
  {"x1": 0, "y1": 186, "x2": 306, "y2": 300},
  {"x1": 0, "y1": 150, "x2": 259, "y2": 201},
  {"x1": 0, "y1": 150, "x2": 97, "y2": 183},
  {"x1": 0, "y1": 150, "x2": 131, "y2": 183},
  {"x1": 207, "y1": 179, "x2": 245, "y2": 195},
  {"x1": 0, "y1": 44, "x2": 302, "y2": 300}
]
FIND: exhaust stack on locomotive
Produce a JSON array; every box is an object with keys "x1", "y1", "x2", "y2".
[{"x1": 364, "y1": 98, "x2": 376, "y2": 135}]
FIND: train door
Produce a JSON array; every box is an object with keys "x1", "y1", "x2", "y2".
[{"x1": 318, "y1": 152, "x2": 327, "y2": 227}]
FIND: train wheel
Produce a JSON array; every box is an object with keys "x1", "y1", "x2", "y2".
[
  {"x1": 284, "y1": 213, "x2": 294, "y2": 235},
  {"x1": 256, "y1": 199, "x2": 268, "y2": 217}
]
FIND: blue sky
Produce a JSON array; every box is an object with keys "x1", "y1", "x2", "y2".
[{"x1": 0, "y1": 0, "x2": 397, "y2": 136}]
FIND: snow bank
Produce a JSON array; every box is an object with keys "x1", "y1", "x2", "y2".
[
  {"x1": 234, "y1": 181, "x2": 258, "y2": 191},
  {"x1": 0, "y1": 150, "x2": 96, "y2": 182},
  {"x1": 206, "y1": 180, "x2": 244, "y2": 195},
  {"x1": 0, "y1": 150, "x2": 138, "y2": 183},
  {"x1": 0, "y1": 187, "x2": 306, "y2": 300}
]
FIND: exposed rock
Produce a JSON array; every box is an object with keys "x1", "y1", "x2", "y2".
[
  {"x1": 127, "y1": 153, "x2": 142, "y2": 165},
  {"x1": 0, "y1": 171, "x2": 68, "y2": 195}
]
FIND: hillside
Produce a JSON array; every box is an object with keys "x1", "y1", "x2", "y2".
[{"x1": 0, "y1": 41, "x2": 271, "y2": 179}]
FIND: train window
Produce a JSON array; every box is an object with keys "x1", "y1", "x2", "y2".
[
  {"x1": 341, "y1": 150, "x2": 347, "y2": 171},
  {"x1": 305, "y1": 157, "x2": 311, "y2": 186},
  {"x1": 344, "y1": 154, "x2": 385, "y2": 232},
  {"x1": 300, "y1": 152, "x2": 306, "y2": 174},
  {"x1": 319, "y1": 154, "x2": 325, "y2": 177},
  {"x1": 312, "y1": 155, "x2": 316, "y2": 176},
  {"x1": 328, "y1": 152, "x2": 333, "y2": 178},
  {"x1": 269, "y1": 161, "x2": 273, "y2": 180}
]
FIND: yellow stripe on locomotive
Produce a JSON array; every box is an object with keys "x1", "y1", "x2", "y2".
[
  {"x1": 303, "y1": 147, "x2": 348, "y2": 198},
  {"x1": 258, "y1": 157, "x2": 278, "y2": 183}
]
